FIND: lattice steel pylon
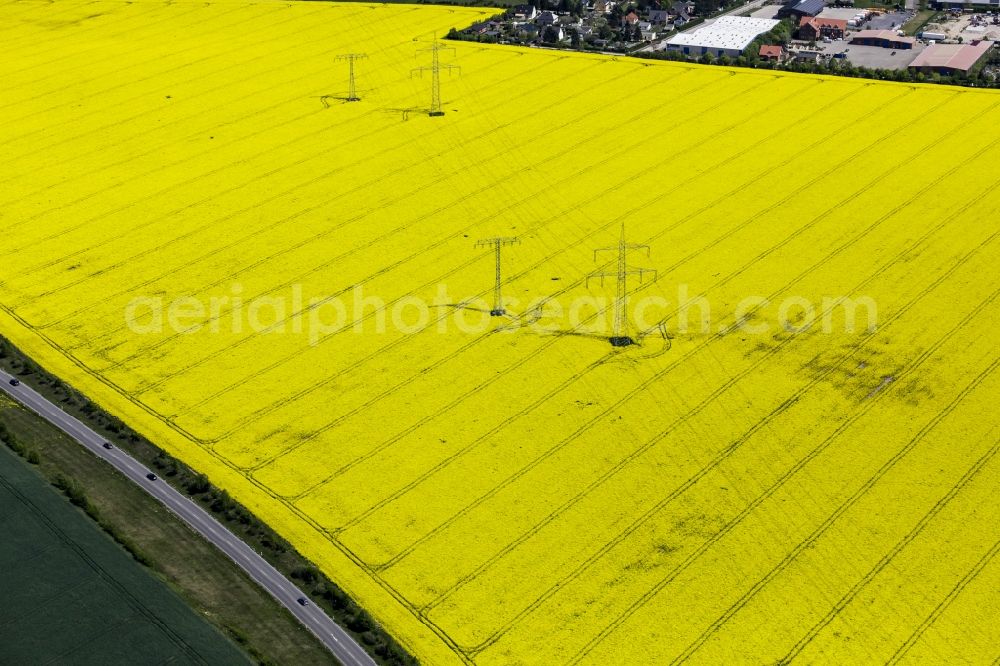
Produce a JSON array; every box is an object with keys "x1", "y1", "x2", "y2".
[
  {"x1": 336, "y1": 53, "x2": 367, "y2": 102},
  {"x1": 475, "y1": 237, "x2": 520, "y2": 316},
  {"x1": 412, "y1": 39, "x2": 459, "y2": 116},
  {"x1": 588, "y1": 222, "x2": 656, "y2": 347}
]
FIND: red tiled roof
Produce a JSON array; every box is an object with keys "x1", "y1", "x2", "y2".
[
  {"x1": 799, "y1": 16, "x2": 848, "y2": 29},
  {"x1": 759, "y1": 44, "x2": 783, "y2": 57}
]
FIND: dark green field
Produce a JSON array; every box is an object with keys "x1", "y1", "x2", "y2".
[{"x1": 0, "y1": 444, "x2": 250, "y2": 666}]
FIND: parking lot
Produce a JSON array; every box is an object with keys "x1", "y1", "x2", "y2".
[
  {"x1": 866, "y1": 10, "x2": 913, "y2": 31},
  {"x1": 790, "y1": 39, "x2": 926, "y2": 69},
  {"x1": 837, "y1": 42, "x2": 925, "y2": 69}
]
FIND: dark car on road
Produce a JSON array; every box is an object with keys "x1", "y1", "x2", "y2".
[
  {"x1": 9, "y1": 378, "x2": 20, "y2": 386},
  {"x1": 146, "y1": 472, "x2": 157, "y2": 481},
  {"x1": 297, "y1": 597, "x2": 309, "y2": 607},
  {"x1": 102, "y1": 442, "x2": 113, "y2": 450}
]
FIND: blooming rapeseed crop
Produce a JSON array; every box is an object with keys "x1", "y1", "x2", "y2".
[{"x1": 2, "y1": 1, "x2": 999, "y2": 663}]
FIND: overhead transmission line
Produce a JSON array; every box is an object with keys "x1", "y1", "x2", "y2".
[
  {"x1": 475, "y1": 237, "x2": 521, "y2": 316},
  {"x1": 588, "y1": 221, "x2": 657, "y2": 347},
  {"x1": 320, "y1": 53, "x2": 368, "y2": 106},
  {"x1": 412, "y1": 39, "x2": 460, "y2": 117},
  {"x1": 336, "y1": 52, "x2": 367, "y2": 102}
]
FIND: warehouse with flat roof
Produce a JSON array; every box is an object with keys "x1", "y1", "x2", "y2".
[{"x1": 664, "y1": 16, "x2": 781, "y2": 57}]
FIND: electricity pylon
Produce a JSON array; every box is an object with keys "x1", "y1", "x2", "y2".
[
  {"x1": 412, "y1": 40, "x2": 459, "y2": 116},
  {"x1": 588, "y1": 222, "x2": 656, "y2": 347},
  {"x1": 475, "y1": 237, "x2": 520, "y2": 316},
  {"x1": 336, "y1": 53, "x2": 367, "y2": 102}
]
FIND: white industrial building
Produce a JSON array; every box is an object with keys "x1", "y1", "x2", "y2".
[{"x1": 664, "y1": 16, "x2": 780, "y2": 58}]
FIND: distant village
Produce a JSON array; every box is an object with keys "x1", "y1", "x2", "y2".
[
  {"x1": 452, "y1": 0, "x2": 729, "y2": 50},
  {"x1": 449, "y1": 0, "x2": 1000, "y2": 85}
]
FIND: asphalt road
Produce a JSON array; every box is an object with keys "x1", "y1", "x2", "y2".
[{"x1": 0, "y1": 369, "x2": 375, "y2": 666}]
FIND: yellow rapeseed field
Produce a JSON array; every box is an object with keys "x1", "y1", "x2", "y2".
[{"x1": 2, "y1": 0, "x2": 999, "y2": 663}]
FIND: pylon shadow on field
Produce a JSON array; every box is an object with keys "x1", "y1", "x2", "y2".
[
  {"x1": 436, "y1": 302, "x2": 520, "y2": 318},
  {"x1": 317, "y1": 91, "x2": 374, "y2": 107},
  {"x1": 318, "y1": 95, "x2": 350, "y2": 107},
  {"x1": 535, "y1": 328, "x2": 613, "y2": 343},
  {"x1": 435, "y1": 303, "x2": 523, "y2": 330},
  {"x1": 380, "y1": 105, "x2": 436, "y2": 121},
  {"x1": 436, "y1": 301, "x2": 494, "y2": 314},
  {"x1": 530, "y1": 322, "x2": 674, "y2": 361}
]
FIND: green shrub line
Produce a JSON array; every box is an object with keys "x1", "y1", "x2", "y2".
[
  {"x1": 0, "y1": 336, "x2": 417, "y2": 666},
  {"x1": 55, "y1": 473, "x2": 156, "y2": 567},
  {"x1": 1, "y1": 422, "x2": 155, "y2": 568},
  {"x1": 3, "y1": 405, "x2": 283, "y2": 663},
  {"x1": 0, "y1": 420, "x2": 40, "y2": 463}
]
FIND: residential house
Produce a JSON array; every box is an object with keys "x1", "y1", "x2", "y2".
[
  {"x1": 541, "y1": 24, "x2": 565, "y2": 41},
  {"x1": 671, "y1": 3, "x2": 692, "y2": 28},
  {"x1": 466, "y1": 21, "x2": 492, "y2": 36},
  {"x1": 758, "y1": 43, "x2": 786, "y2": 61},
  {"x1": 513, "y1": 4, "x2": 538, "y2": 20},
  {"x1": 798, "y1": 16, "x2": 847, "y2": 40},
  {"x1": 648, "y1": 9, "x2": 671, "y2": 23},
  {"x1": 520, "y1": 23, "x2": 541, "y2": 38},
  {"x1": 537, "y1": 10, "x2": 559, "y2": 25}
]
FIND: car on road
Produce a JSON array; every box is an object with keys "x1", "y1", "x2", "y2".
[
  {"x1": 102, "y1": 442, "x2": 113, "y2": 450},
  {"x1": 146, "y1": 472, "x2": 157, "y2": 481},
  {"x1": 297, "y1": 597, "x2": 309, "y2": 606},
  {"x1": 9, "y1": 378, "x2": 20, "y2": 386}
]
